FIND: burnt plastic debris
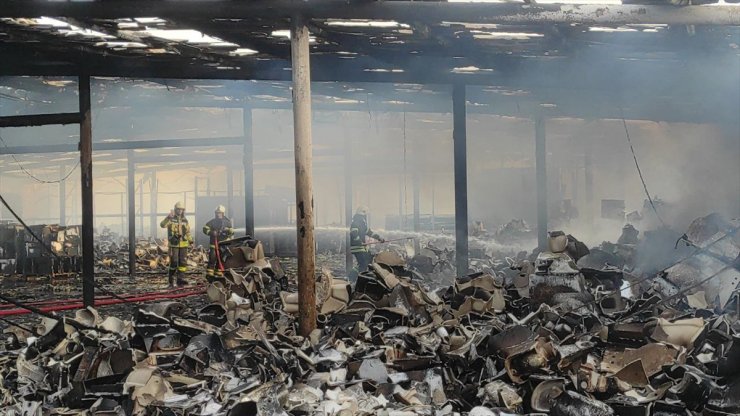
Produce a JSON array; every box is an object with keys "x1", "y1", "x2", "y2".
[
  {"x1": 0, "y1": 213, "x2": 738, "y2": 415},
  {"x1": 95, "y1": 233, "x2": 209, "y2": 274}
]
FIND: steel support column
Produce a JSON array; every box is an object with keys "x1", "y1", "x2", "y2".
[
  {"x1": 150, "y1": 171, "x2": 157, "y2": 237},
  {"x1": 139, "y1": 178, "x2": 144, "y2": 236},
  {"x1": 59, "y1": 165, "x2": 66, "y2": 225},
  {"x1": 452, "y1": 84, "x2": 468, "y2": 277},
  {"x1": 584, "y1": 142, "x2": 594, "y2": 230},
  {"x1": 127, "y1": 150, "x2": 136, "y2": 278},
  {"x1": 398, "y1": 177, "x2": 404, "y2": 229},
  {"x1": 291, "y1": 15, "x2": 317, "y2": 336},
  {"x1": 206, "y1": 173, "x2": 212, "y2": 197},
  {"x1": 535, "y1": 115, "x2": 548, "y2": 251},
  {"x1": 243, "y1": 108, "x2": 255, "y2": 237},
  {"x1": 344, "y1": 136, "x2": 353, "y2": 276},
  {"x1": 226, "y1": 166, "x2": 234, "y2": 218},
  {"x1": 413, "y1": 173, "x2": 420, "y2": 233},
  {"x1": 79, "y1": 75, "x2": 94, "y2": 307}
]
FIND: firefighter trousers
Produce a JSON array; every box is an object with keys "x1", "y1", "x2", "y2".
[
  {"x1": 353, "y1": 251, "x2": 372, "y2": 274},
  {"x1": 168, "y1": 246, "x2": 188, "y2": 284},
  {"x1": 207, "y1": 246, "x2": 224, "y2": 279}
]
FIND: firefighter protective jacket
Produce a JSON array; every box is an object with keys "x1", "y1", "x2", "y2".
[
  {"x1": 350, "y1": 214, "x2": 380, "y2": 253},
  {"x1": 160, "y1": 215, "x2": 192, "y2": 248},
  {"x1": 202, "y1": 217, "x2": 234, "y2": 246}
]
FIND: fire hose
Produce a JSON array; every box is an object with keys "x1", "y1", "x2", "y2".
[
  {"x1": 0, "y1": 284, "x2": 204, "y2": 311},
  {"x1": 0, "y1": 286, "x2": 205, "y2": 317},
  {"x1": 362, "y1": 237, "x2": 414, "y2": 246},
  {"x1": 215, "y1": 235, "x2": 225, "y2": 272}
]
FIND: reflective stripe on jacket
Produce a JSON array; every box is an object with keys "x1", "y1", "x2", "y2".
[
  {"x1": 160, "y1": 215, "x2": 192, "y2": 248},
  {"x1": 350, "y1": 214, "x2": 379, "y2": 253},
  {"x1": 203, "y1": 217, "x2": 234, "y2": 244}
]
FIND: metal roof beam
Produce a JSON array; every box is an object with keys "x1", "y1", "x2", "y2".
[
  {"x1": 0, "y1": 112, "x2": 81, "y2": 127},
  {"x1": 0, "y1": 136, "x2": 246, "y2": 154},
  {"x1": 2, "y1": 1, "x2": 739, "y2": 26}
]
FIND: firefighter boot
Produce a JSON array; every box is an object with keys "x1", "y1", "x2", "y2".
[{"x1": 176, "y1": 271, "x2": 187, "y2": 287}]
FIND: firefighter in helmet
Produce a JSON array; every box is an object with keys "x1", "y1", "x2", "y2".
[
  {"x1": 160, "y1": 201, "x2": 192, "y2": 287},
  {"x1": 203, "y1": 205, "x2": 234, "y2": 280},
  {"x1": 350, "y1": 206, "x2": 384, "y2": 279}
]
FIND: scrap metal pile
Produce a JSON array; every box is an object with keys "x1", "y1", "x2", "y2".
[{"x1": 1, "y1": 214, "x2": 738, "y2": 415}]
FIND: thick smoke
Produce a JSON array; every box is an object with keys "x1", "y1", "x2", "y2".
[{"x1": 0, "y1": 58, "x2": 737, "y2": 250}]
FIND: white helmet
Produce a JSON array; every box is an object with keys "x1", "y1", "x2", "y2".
[
  {"x1": 174, "y1": 201, "x2": 185, "y2": 210},
  {"x1": 215, "y1": 205, "x2": 226, "y2": 214},
  {"x1": 355, "y1": 206, "x2": 369, "y2": 216}
]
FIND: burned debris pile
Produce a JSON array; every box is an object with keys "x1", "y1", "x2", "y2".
[
  {"x1": 0, "y1": 223, "x2": 82, "y2": 276},
  {"x1": 95, "y1": 231, "x2": 208, "y2": 275},
  {"x1": 0, "y1": 225, "x2": 209, "y2": 277},
  {"x1": 1, "y1": 214, "x2": 739, "y2": 415}
]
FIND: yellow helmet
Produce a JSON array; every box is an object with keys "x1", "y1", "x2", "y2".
[
  {"x1": 174, "y1": 201, "x2": 185, "y2": 210},
  {"x1": 215, "y1": 205, "x2": 226, "y2": 214}
]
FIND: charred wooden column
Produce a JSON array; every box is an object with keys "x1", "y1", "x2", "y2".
[
  {"x1": 59, "y1": 165, "x2": 66, "y2": 225},
  {"x1": 452, "y1": 84, "x2": 468, "y2": 277},
  {"x1": 243, "y1": 108, "x2": 255, "y2": 237},
  {"x1": 291, "y1": 15, "x2": 317, "y2": 336},
  {"x1": 79, "y1": 75, "x2": 94, "y2": 307},
  {"x1": 535, "y1": 115, "x2": 548, "y2": 251},
  {"x1": 344, "y1": 136, "x2": 353, "y2": 275},
  {"x1": 127, "y1": 150, "x2": 136, "y2": 278}
]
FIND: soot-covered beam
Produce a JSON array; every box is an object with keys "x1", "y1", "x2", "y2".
[
  {"x1": 584, "y1": 142, "x2": 594, "y2": 230},
  {"x1": 243, "y1": 108, "x2": 255, "y2": 237},
  {"x1": 149, "y1": 171, "x2": 158, "y2": 239},
  {"x1": 0, "y1": 113, "x2": 81, "y2": 128},
  {"x1": 0, "y1": 136, "x2": 247, "y2": 155},
  {"x1": 2, "y1": 1, "x2": 739, "y2": 25},
  {"x1": 59, "y1": 165, "x2": 66, "y2": 225},
  {"x1": 535, "y1": 115, "x2": 548, "y2": 251},
  {"x1": 226, "y1": 166, "x2": 234, "y2": 219},
  {"x1": 344, "y1": 135, "x2": 353, "y2": 276},
  {"x1": 127, "y1": 150, "x2": 136, "y2": 278},
  {"x1": 413, "y1": 173, "x2": 420, "y2": 233},
  {"x1": 79, "y1": 75, "x2": 95, "y2": 307},
  {"x1": 452, "y1": 83, "x2": 468, "y2": 278}
]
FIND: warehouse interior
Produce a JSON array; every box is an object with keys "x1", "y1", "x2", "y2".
[{"x1": 0, "y1": 1, "x2": 739, "y2": 415}]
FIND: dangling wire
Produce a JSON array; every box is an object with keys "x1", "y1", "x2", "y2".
[
  {"x1": 0, "y1": 132, "x2": 79, "y2": 184},
  {"x1": 619, "y1": 108, "x2": 666, "y2": 227}
]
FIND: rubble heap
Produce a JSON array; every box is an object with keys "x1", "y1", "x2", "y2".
[
  {"x1": 96, "y1": 236, "x2": 207, "y2": 274},
  {"x1": 1, "y1": 214, "x2": 738, "y2": 415}
]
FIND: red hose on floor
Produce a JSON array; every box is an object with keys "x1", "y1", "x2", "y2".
[
  {"x1": 0, "y1": 286, "x2": 205, "y2": 317},
  {"x1": 0, "y1": 285, "x2": 205, "y2": 311}
]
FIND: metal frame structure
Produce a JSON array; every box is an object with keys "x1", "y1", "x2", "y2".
[{"x1": 1, "y1": 0, "x2": 739, "y2": 335}]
